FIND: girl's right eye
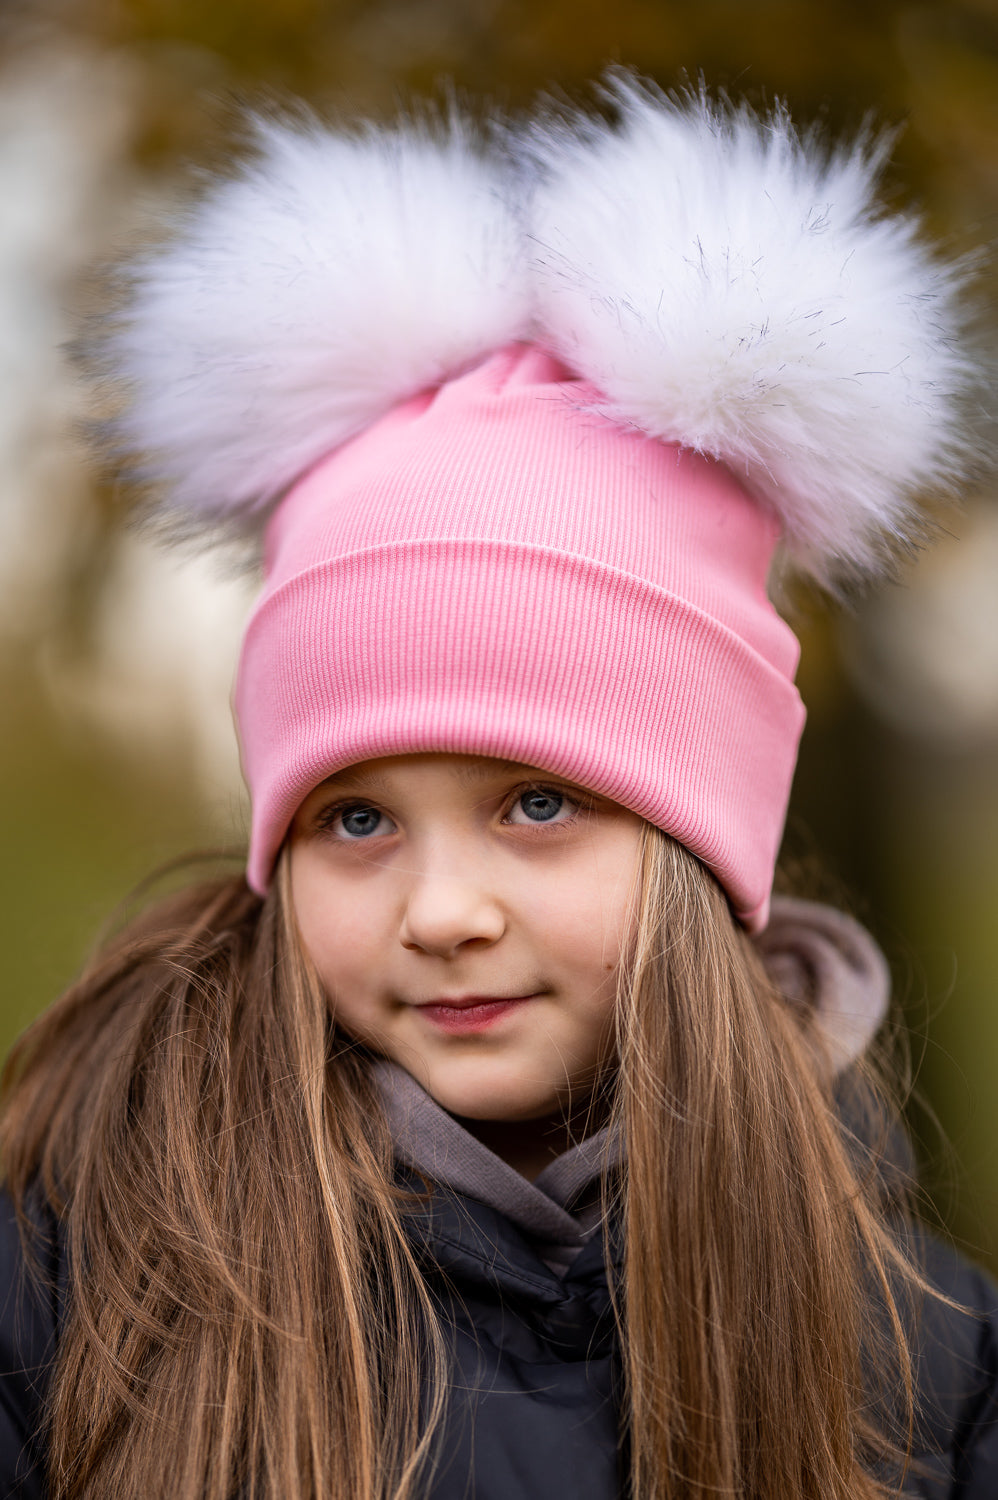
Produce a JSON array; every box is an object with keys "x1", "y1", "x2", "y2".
[{"x1": 322, "y1": 804, "x2": 396, "y2": 840}]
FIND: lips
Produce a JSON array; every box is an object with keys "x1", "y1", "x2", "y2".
[{"x1": 415, "y1": 993, "x2": 537, "y2": 1034}]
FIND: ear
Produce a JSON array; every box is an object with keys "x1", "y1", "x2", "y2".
[{"x1": 755, "y1": 896, "x2": 890, "y2": 1071}]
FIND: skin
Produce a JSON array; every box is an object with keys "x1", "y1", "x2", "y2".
[{"x1": 289, "y1": 753, "x2": 645, "y2": 1177}]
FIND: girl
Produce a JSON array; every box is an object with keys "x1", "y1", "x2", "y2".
[{"x1": 1, "y1": 75, "x2": 996, "y2": 1500}]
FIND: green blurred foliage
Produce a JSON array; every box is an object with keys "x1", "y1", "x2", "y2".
[
  {"x1": 0, "y1": 648, "x2": 247, "y2": 1036},
  {"x1": 26, "y1": 0, "x2": 998, "y2": 183}
]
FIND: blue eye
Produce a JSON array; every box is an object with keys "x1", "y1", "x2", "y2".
[
  {"x1": 334, "y1": 805, "x2": 394, "y2": 839},
  {"x1": 508, "y1": 788, "x2": 572, "y2": 825}
]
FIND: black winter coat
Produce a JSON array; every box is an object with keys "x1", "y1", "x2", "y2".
[{"x1": 2, "y1": 1182, "x2": 998, "y2": 1499}]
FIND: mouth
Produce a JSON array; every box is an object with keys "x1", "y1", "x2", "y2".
[{"x1": 414, "y1": 993, "x2": 538, "y2": 1034}]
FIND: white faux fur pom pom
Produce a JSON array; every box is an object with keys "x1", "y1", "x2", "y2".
[
  {"x1": 527, "y1": 77, "x2": 976, "y2": 585},
  {"x1": 107, "y1": 111, "x2": 531, "y2": 530}
]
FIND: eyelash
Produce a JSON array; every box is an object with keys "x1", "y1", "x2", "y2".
[
  {"x1": 313, "y1": 783, "x2": 590, "y2": 839},
  {"x1": 313, "y1": 802, "x2": 390, "y2": 839},
  {"x1": 503, "y1": 785, "x2": 586, "y2": 828}
]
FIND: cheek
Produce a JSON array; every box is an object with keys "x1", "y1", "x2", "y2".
[
  {"x1": 291, "y1": 854, "x2": 388, "y2": 1000},
  {"x1": 538, "y1": 857, "x2": 639, "y2": 979}
]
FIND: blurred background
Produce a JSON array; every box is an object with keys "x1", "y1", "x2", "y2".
[{"x1": 1, "y1": 0, "x2": 997, "y2": 1264}]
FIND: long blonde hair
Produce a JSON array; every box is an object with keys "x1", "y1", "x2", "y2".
[
  {"x1": 1, "y1": 831, "x2": 920, "y2": 1498},
  {"x1": 612, "y1": 831, "x2": 918, "y2": 1498}
]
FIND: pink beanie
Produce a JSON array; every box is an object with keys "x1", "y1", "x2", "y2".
[
  {"x1": 105, "y1": 79, "x2": 974, "y2": 930},
  {"x1": 238, "y1": 343, "x2": 801, "y2": 928}
]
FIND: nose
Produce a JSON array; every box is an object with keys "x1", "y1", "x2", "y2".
[{"x1": 399, "y1": 853, "x2": 506, "y2": 957}]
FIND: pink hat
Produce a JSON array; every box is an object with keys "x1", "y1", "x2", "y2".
[
  {"x1": 105, "y1": 79, "x2": 975, "y2": 930},
  {"x1": 238, "y1": 342, "x2": 801, "y2": 928}
]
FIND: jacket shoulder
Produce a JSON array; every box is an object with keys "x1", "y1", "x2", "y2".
[
  {"x1": 0, "y1": 1185, "x2": 61, "y2": 1498},
  {"x1": 909, "y1": 1232, "x2": 998, "y2": 1498}
]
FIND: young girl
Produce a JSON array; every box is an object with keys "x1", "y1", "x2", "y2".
[{"x1": 1, "y1": 75, "x2": 996, "y2": 1500}]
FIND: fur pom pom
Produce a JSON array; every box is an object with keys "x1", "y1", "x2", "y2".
[
  {"x1": 526, "y1": 77, "x2": 977, "y2": 584},
  {"x1": 106, "y1": 110, "x2": 531, "y2": 530},
  {"x1": 103, "y1": 81, "x2": 978, "y2": 580}
]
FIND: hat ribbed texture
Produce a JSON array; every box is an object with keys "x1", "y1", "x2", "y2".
[{"x1": 236, "y1": 345, "x2": 804, "y2": 929}]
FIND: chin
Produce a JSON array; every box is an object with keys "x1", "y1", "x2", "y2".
[{"x1": 419, "y1": 1066, "x2": 574, "y2": 1123}]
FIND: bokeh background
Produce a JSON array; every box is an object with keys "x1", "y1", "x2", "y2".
[{"x1": 2, "y1": 0, "x2": 998, "y2": 1265}]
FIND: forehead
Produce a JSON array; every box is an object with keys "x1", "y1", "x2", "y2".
[{"x1": 310, "y1": 753, "x2": 558, "y2": 799}]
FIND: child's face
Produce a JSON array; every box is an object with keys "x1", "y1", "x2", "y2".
[{"x1": 289, "y1": 753, "x2": 645, "y2": 1122}]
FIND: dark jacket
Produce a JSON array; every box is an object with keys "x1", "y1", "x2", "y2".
[
  {"x1": 405, "y1": 1179, "x2": 998, "y2": 1499},
  {"x1": 2, "y1": 1180, "x2": 998, "y2": 1499}
]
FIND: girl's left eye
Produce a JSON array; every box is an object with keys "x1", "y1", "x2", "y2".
[
  {"x1": 325, "y1": 804, "x2": 397, "y2": 840},
  {"x1": 505, "y1": 788, "x2": 577, "y2": 825}
]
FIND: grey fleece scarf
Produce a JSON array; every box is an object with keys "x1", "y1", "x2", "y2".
[
  {"x1": 373, "y1": 897, "x2": 890, "y2": 1276},
  {"x1": 373, "y1": 1059, "x2": 618, "y2": 1275}
]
